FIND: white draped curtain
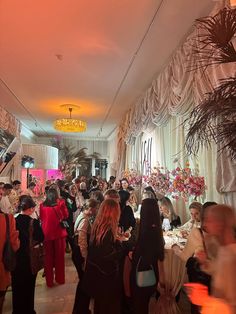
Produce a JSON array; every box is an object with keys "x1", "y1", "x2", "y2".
[
  {"x1": 0, "y1": 105, "x2": 21, "y2": 138},
  {"x1": 116, "y1": 0, "x2": 235, "y2": 214},
  {"x1": 125, "y1": 115, "x2": 224, "y2": 223},
  {"x1": 0, "y1": 105, "x2": 21, "y2": 181}
]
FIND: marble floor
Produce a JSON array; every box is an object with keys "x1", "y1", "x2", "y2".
[{"x1": 3, "y1": 254, "x2": 191, "y2": 314}]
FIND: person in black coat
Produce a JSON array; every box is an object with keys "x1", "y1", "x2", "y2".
[
  {"x1": 129, "y1": 198, "x2": 165, "y2": 314},
  {"x1": 11, "y1": 195, "x2": 44, "y2": 314},
  {"x1": 118, "y1": 190, "x2": 136, "y2": 233},
  {"x1": 81, "y1": 199, "x2": 125, "y2": 314},
  {"x1": 57, "y1": 180, "x2": 76, "y2": 251}
]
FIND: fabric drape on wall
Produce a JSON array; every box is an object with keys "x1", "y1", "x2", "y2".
[
  {"x1": 125, "y1": 116, "x2": 223, "y2": 223},
  {"x1": 116, "y1": 124, "x2": 127, "y2": 178},
  {"x1": 125, "y1": 135, "x2": 143, "y2": 173},
  {"x1": 0, "y1": 106, "x2": 21, "y2": 138},
  {"x1": 0, "y1": 106, "x2": 21, "y2": 181},
  {"x1": 215, "y1": 148, "x2": 236, "y2": 209},
  {"x1": 116, "y1": 1, "x2": 233, "y2": 210},
  {"x1": 117, "y1": 1, "x2": 231, "y2": 147}
]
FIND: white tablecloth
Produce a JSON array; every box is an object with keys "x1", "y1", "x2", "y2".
[{"x1": 154, "y1": 241, "x2": 187, "y2": 314}]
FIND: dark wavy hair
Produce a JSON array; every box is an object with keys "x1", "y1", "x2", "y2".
[
  {"x1": 90, "y1": 190, "x2": 104, "y2": 204},
  {"x1": 43, "y1": 188, "x2": 59, "y2": 207},
  {"x1": 138, "y1": 198, "x2": 164, "y2": 262},
  {"x1": 118, "y1": 190, "x2": 130, "y2": 210},
  {"x1": 143, "y1": 186, "x2": 157, "y2": 199},
  {"x1": 18, "y1": 195, "x2": 36, "y2": 212}
]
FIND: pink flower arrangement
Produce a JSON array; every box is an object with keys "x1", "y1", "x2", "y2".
[
  {"x1": 185, "y1": 176, "x2": 206, "y2": 197},
  {"x1": 142, "y1": 166, "x2": 171, "y2": 196},
  {"x1": 121, "y1": 161, "x2": 206, "y2": 201},
  {"x1": 121, "y1": 169, "x2": 142, "y2": 187},
  {"x1": 169, "y1": 161, "x2": 206, "y2": 201}
]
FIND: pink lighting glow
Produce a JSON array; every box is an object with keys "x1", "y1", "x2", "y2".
[{"x1": 21, "y1": 169, "x2": 63, "y2": 192}]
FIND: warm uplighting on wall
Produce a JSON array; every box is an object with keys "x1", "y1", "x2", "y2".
[
  {"x1": 230, "y1": 0, "x2": 236, "y2": 7},
  {"x1": 54, "y1": 107, "x2": 87, "y2": 133}
]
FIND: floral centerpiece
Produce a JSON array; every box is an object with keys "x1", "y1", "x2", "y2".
[
  {"x1": 169, "y1": 160, "x2": 206, "y2": 201},
  {"x1": 122, "y1": 161, "x2": 206, "y2": 202},
  {"x1": 121, "y1": 168, "x2": 142, "y2": 188},
  {"x1": 142, "y1": 166, "x2": 171, "y2": 196}
]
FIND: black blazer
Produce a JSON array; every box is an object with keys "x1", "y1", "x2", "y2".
[
  {"x1": 14, "y1": 214, "x2": 44, "y2": 272},
  {"x1": 82, "y1": 230, "x2": 124, "y2": 298},
  {"x1": 119, "y1": 205, "x2": 136, "y2": 231}
]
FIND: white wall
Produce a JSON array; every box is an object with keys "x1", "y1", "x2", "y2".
[
  {"x1": 36, "y1": 137, "x2": 108, "y2": 158},
  {"x1": 20, "y1": 125, "x2": 38, "y2": 144}
]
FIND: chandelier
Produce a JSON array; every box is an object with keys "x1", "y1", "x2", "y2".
[{"x1": 54, "y1": 107, "x2": 87, "y2": 132}]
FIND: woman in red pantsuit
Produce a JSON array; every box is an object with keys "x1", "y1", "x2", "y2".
[{"x1": 40, "y1": 188, "x2": 68, "y2": 287}]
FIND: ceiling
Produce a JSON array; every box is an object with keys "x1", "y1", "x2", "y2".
[{"x1": 0, "y1": 0, "x2": 214, "y2": 139}]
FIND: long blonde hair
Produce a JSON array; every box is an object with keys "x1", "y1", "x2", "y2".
[
  {"x1": 90, "y1": 199, "x2": 120, "y2": 245},
  {"x1": 159, "y1": 197, "x2": 178, "y2": 221}
]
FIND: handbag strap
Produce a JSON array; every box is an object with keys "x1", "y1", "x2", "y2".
[
  {"x1": 136, "y1": 256, "x2": 142, "y2": 271},
  {"x1": 136, "y1": 256, "x2": 154, "y2": 272},
  {"x1": 52, "y1": 206, "x2": 62, "y2": 222},
  {"x1": 4, "y1": 214, "x2": 10, "y2": 241},
  {"x1": 199, "y1": 228, "x2": 208, "y2": 258}
]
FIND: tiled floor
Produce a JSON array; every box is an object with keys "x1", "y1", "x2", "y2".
[{"x1": 3, "y1": 254, "x2": 190, "y2": 313}]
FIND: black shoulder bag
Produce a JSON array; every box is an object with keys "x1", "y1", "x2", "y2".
[
  {"x1": 2, "y1": 214, "x2": 16, "y2": 272},
  {"x1": 52, "y1": 206, "x2": 69, "y2": 229}
]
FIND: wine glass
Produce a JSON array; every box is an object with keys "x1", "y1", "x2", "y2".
[{"x1": 162, "y1": 218, "x2": 171, "y2": 232}]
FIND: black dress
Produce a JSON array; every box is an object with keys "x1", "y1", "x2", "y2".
[
  {"x1": 160, "y1": 214, "x2": 181, "y2": 229},
  {"x1": 130, "y1": 228, "x2": 164, "y2": 314},
  {"x1": 11, "y1": 214, "x2": 44, "y2": 314},
  {"x1": 119, "y1": 205, "x2": 136, "y2": 232},
  {"x1": 170, "y1": 216, "x2": 181, "y2": 229}
]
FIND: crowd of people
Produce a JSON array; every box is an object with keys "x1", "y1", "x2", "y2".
[{"x1": 0, "y1": 175, "x2": 236, "y2": 314}]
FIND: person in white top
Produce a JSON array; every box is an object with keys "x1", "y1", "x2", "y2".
[
  {"x1": 8, "y1": 180, "x2": 21, "y2": 212},
  {"x1": 173, "y1": 202, "x2": 218, "y2": 262},
  {"x1": 186, "y1": 204, "x2": 236, "y2": 314},
  {"x1": 0, "y1": 184, "x2": 13, "y2": 214},
  {"x1": 23, "y1": 182, "x2": 36, "y2": 199},
  {"x1": 179, "y1": 202, "x2": 203, "y2": 235},
  {"x1": 73, "y1": 198, "x2": 99, "y2": 268},
  {"x1": 72, "y1": 198, "x2": 99, "y2": 314}
]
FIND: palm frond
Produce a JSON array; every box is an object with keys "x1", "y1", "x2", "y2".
[
  {"x1": 51, "y1": 140, "x2": 102, "y2": 176},
  {"x1": 88, "y1": 152, "x2": 101, "y2": 159},
  {"x1": 74, "y1": 147, "x2": 88, "y2": 159},
  {"x1": 190, "y1": 8, "x2": 236, "y2": 70},
  {"x1": 185, "y1": 77, "x2": 236, "y2": 159}
]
